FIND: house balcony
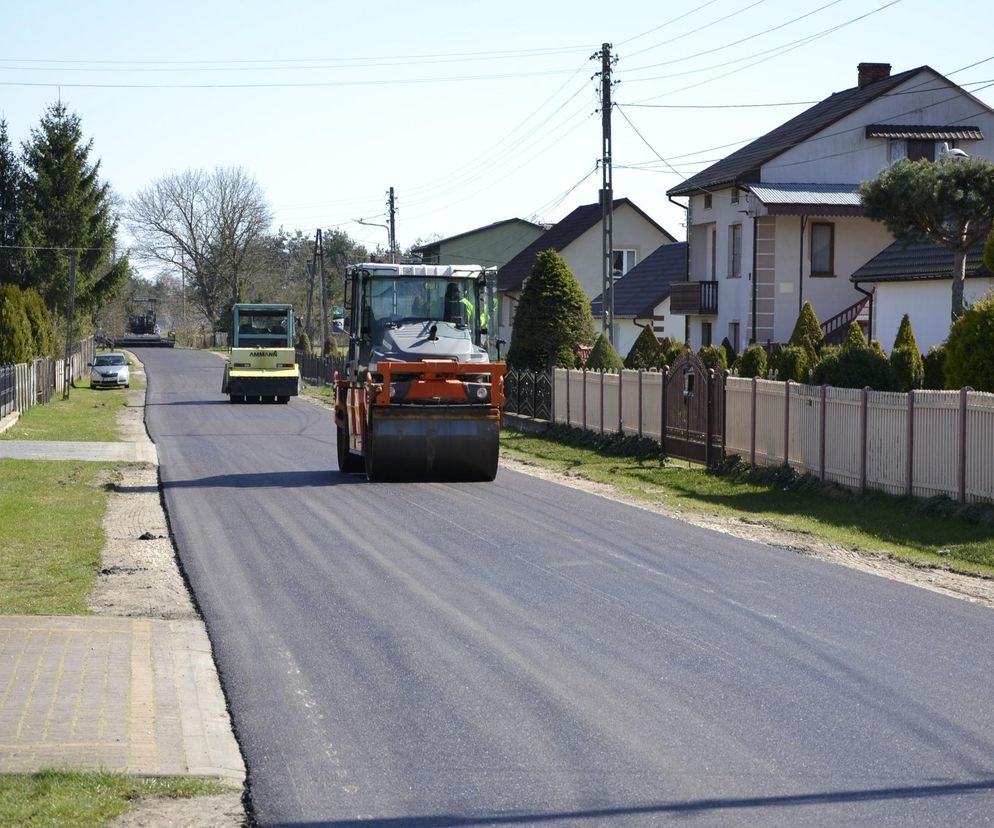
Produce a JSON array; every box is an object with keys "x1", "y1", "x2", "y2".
[{"x1": 669, "y1": 281, "x2": 718, "y2": 315}]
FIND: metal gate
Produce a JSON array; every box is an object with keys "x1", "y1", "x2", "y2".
[{"x1": 663, "y1": 351, "x2": 725, "y2": 465}]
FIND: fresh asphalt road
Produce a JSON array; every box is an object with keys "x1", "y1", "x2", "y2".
[{"x1": 139, "y1": 347, "x2": 994, "y2": 827}]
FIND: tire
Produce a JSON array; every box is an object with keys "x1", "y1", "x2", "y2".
[
  {"x1": 336, "y1": 410, "x2": 363, "y2": 474},
  {"x1": 277, "y1": 396, "x2": 289, "y2": 404}
]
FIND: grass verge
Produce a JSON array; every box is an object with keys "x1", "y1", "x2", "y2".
[
  {"x1": 299, "y1": 379, "x2": 335, "y2": 405},
  {"x1": 500, "y1": 426, "x2": 994, "y2": 577},
  {"x1": 1, "y1": 383, "x2": 133, "y2": 442},
  {"x1": 0, "y1": 459, "x2": 114, "y2": 614},
  {"x1": 0, "y1": 770, "x2": 233, "y2": 827}
]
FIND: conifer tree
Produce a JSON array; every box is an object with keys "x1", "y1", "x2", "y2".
[
  {"x1": 506, "y1": 249, "x2": 595, "y2": 370},
  {"x1": 0, "y1": 284, "x2": 33, "y2": 363},
  {"x1": 585, "y1": 332, "x2": 623, "y2": 371},
  {"x1": 788, "y1": 301, "x2": 824, "y2": 364},
  {"x1": 624, "y1": 326, "x2": 662, "y2": 369},
  {"x1": 0, "y1": 119, "x2": 20, "y2": 283},
  {"x1": 841, "y1": 320, "x2": 867, "y2": 351},
  {"x1": 18, "y1": 102, "x2": 127, "y2": 316}
]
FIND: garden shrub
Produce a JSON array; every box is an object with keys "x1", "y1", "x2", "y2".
[
  {"x1": 0, "y1": 284, "x2": 33, "y2": 363},
  {"x1": 890, "y1": 345, "x2": 924, "y2": 392},
  {"x1": 922, "y1": 345, "x2": 946, "y2": 390},
  {"x1": 737, "y1": 344, "x2": 767, "y2": 378},
  {"x1": 585, "y1": 332, "x2": 623, "y2": 371},
  {"x1": 775, "y1": 345, "x2": 809, "y2": 382},
  {"x1": 944, "y1": 294, "x2": 994, "y2": 391},
  {"x1": 698, "y1": 344, "x2": 728, "y2": 371},
  {"x1": 788, "y1": 301, "x2": 824, "y2": 364},
  {"x1": 624, "y1": 326, "x2": 662, "y2": 369},
  {"x1": 841, "y1": 320, "x2": 867, "y2": 351}
]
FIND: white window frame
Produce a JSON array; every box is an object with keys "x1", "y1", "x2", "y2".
[
  {"x1": 728, "y1": 224, "x2": 742, "y2": 278},
  {"x1": 612, "y1": 249, "x2": 637, "y2": 278}
]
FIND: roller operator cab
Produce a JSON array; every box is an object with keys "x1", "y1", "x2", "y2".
[
  {"x1": 335, "y1": 263, "x2": 505, "y2": 482},
  {"x1": 222, "y1": 303, "x2": 300, "y2": 403}
]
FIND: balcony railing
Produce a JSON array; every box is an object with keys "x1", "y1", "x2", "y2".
[{"x1": 669, "y1": 281, "x2": 718, "y2": 315}]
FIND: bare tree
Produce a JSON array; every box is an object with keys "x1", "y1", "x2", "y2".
[{"x1": 128, "y1": 167, "x2": 272, "y2": 330}]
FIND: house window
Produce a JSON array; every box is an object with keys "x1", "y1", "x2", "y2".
[
  {"x1": 729, "y1": 322, "x2": 740, "y2": 354},
  {"x1": 710, "y1": 227, "x2": 717, "y2": 280},
  {"x1": 612, "y1": 249, "x2": 636, "y2": 278},
  {"x1": 704, "y1": 193, "x2": 712, "y2": 209},
  {"x1": 728, "y1": 224, "x2": 742, "y2": 278},
  {"x1": 701, "y1": 321, "x2": 712, "y2": 348},
  {"x1": 730, "y1": 188, "x2": 739, "y2": 205},
  {"x1": 810, "y1": 222, "x2": 835, "y2": 276},
  {"x1": 906, "y1": 139, "x2": 936, "y2": 162}
]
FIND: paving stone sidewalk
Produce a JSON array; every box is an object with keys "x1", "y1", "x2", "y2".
[{"x1": 0, "y1": 372, "x2": 245, "y2": 785}]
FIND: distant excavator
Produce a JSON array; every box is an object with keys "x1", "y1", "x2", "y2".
[{"x1": 115, "y1": 298, "x2": 175, "y2": 348}]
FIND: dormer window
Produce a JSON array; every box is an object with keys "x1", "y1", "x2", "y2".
[{"x1": 866, "y1": 124, "x2": 984, "y2": 165}]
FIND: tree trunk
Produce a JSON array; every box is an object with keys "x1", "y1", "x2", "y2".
[{"x1": 951, "y1": 248, "x2": 967, "y2": 321}]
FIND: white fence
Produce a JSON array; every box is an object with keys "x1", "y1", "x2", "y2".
[{"x1": 550, "y1": 368, "x2": 994, "y2": 505}]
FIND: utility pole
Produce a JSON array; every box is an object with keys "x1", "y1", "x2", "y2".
[
  {"x1": 315, "y1": 229, "x2": 329, "y2": 357},
  {"x1": 387, "y1": 186, "x2": 397, "y2": 263},
  {"x1": 595, "y1": 42, "x2": 617, "y2": 343},
  {"x1": 63, "y1": 252, "x2": 78, "y2": 399}
]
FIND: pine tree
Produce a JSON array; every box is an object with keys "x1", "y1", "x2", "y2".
[
  {"x1": 0, "y1": 119, "x2": 20, "y2": 283},
  {"x1": 18, "y1": 102, "x2": 127, "y2": 317},
  {"x1": 585, "y1": 332, "x2": 623, "y2": 371},
  {"x1": 624, "y1": 326, "x2": 662, "y2": 369},
  {"x1": 506, "y1": 249, "x2": 595, "y2": 370}
]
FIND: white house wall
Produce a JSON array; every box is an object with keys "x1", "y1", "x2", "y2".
[
  {"x1": 761, "y1": 71, "x2": 994, "y2": 183},
  {"x1": 874, "y1": 279, "x2": 994, "y2": 352},
  {"x1": 769, "y1": 214, "x2": 894, "y2": 342}
]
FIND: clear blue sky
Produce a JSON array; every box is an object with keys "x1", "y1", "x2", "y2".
[{"x1": 3, "y1": 0, "x2": 993, "y2": 260}]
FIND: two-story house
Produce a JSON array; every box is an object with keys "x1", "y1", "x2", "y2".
[
  {"x1": 666, "y1": 62, "x2": 994, "y2": 352},
  {"x1": 497, "y1": 197, "x2": 676, "y2": 351}
]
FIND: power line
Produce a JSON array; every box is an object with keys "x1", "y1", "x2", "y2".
[
  {"x1": 624, "y1": 0, "x2": 847, "y2": 73},
  {"x1": 627, "y1": 1, "x2": 901, "y2": 104},
  {"x1": 621, "y1": 0, "x2": 772, "y2": 59},
  {"x1": 615, "y1": 1, "x2": 723, "y2": 47}
]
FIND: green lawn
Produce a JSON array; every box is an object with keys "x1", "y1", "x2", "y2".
[
  {"x1": 0, "y1": 771, "x2": 233, "y2": 828},
  {"x1": 1, "y1": 374, "x2": 136, "y2": 442},
  {"x1": 0, "y1": 459, "x2": 114, "y2": 615},
  {"x1": 500, "y1": 429, "x2": 994, "y2": 577},
  {"x1": 299, "y1": 378, "x2": 335, "y2": 404}
]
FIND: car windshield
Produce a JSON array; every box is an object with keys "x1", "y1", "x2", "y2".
[{"x1": 95, "y1": 355, "x2": 126, "y2": 366}]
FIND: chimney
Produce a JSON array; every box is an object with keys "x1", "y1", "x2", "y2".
[{"x1": 857, "y1": 62, "x2": 891, "y2": 89}]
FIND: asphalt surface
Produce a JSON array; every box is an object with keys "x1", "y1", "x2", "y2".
[{"x1": 139, "y1": 347, "x2": 994, "y2": 827}]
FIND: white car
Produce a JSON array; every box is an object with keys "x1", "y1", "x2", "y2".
[{"x1": 90, "y1": 352, "x2": 130, "y2": 389}]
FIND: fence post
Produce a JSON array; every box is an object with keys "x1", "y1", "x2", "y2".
[
  {"x1": 582, "y1": 369, "x2": 587, "y2": 430},
  {"x1": 705, "y1": 369, "x2": 714, "y2": 468},
  {"x1": 750, "y1": 377, "x2": 757, "y2": 465},
  {"x1": 566, "y1": 368, "x2": 571, "y2": 426},
  {"x1": 617, "y1": 369, "x2": 623, "y2": 433},
  {"x1": 860, "y1": 386, "x2": 869, "y2": 495},
  {"x1": 783, "y1": 380, "x2": 791, "y2": 467},
  {"x1": 637, "y1": 370, "x2": 643, "y2": 437},
  {"x1": 819, "y1": 384, "x2": 827, "y2": 481},
  {"x1": 660, "y1": 366, "x2": 668, "y2": 455},
  {"x1": 959, "y1": 386, "x2": 971, "y2": 504},
  {"x1": 906, "y1": 389, "x2": 915, "y2": 498},
  {"x1": 599, "y1": 370, "x2": 605, "y2": 434}
]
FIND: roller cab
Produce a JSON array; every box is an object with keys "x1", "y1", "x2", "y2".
[{"x1": 223, "y1": 304, "x2": 300, "y2": 403}]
